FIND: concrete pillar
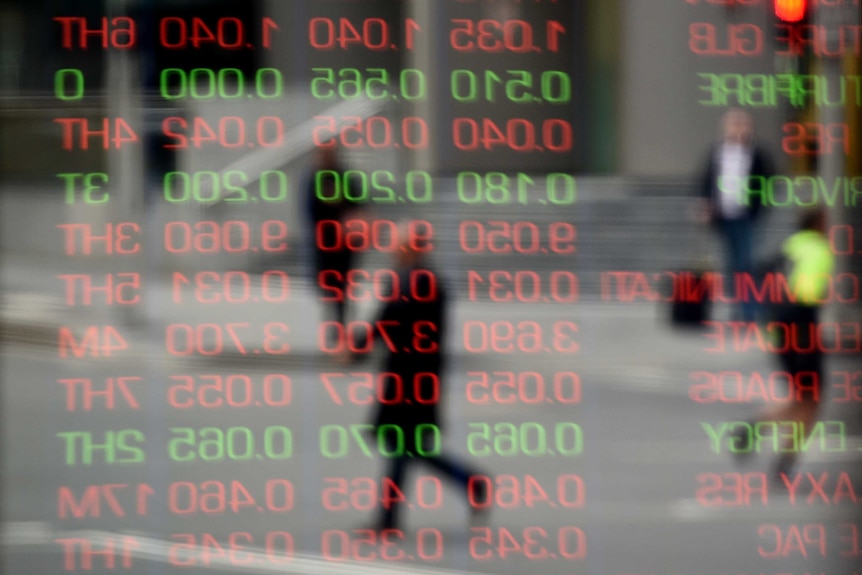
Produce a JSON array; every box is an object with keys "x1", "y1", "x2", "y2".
[{"x1": 404, "y1": 0, "x2": 437, "y2": 174}]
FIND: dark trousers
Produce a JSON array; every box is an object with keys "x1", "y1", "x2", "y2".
[
  {"x1": 379, "y1": 447, "x2": 474, "y2": 529},
  {"x1": 774, "y1": 304, "x2": 823, "y2": 387},
  {"x1": 315, "y1": 250, "x2": 352, "y2": 326},
  {"x1": 718, "y1": 218, "x2": 756, "y2": 322}
]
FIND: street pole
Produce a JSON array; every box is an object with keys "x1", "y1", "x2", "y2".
[{"x1": 816, "y1": 3, "x2": 858, "y2": 322}]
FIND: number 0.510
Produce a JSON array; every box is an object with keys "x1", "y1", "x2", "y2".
[{"x1": 451, "y1": 70, "x2": 571, "y2": 104}]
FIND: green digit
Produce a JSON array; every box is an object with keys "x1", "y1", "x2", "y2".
[
  {"x1": 316, "y1": 170, "x2": 341, "y2": 201},
  {"x1": 542, "y1": 71, "x2": 571, "y2": 104},
  {"x1": 343, "y1": 170, "x2": 368, "y2": 202},
  {"x1": 260, "y1": 170, "x2": 288, "y2": 202},
  {"x1": 264, "y1": 426, "x2": 292, "y2": 459},
  {"x1": 377, "y1": 424, "x2": 404, "y2": 458},
  {"x1": 401, "y1": 69, "x2": 426, "y2": 100},
  {"x1": 485, "y1": 173, "x2": 511, "y2": 204},
  {"x1": 321, "y1": 425, "x2": 347, "y2": 458},
  {"x1": 224, "y1": 170, "x2": 250, "y2": 202},
  {"x1": 405, "y1": 171, "x2": 432, "y2": 203},
  {"x1": 415, "y1": 424, "x2": 441, "y2": 457},
  {"x1": 227, "y1": 427, "x2": 254, "y2": 460},
  {"x1": 257, "y1": 68, "x2": 283, "y2": 99},
  {"x1": 338, "y1": 68, "x2": 362, "y2": 99},
  {"x1": 159, "y1": 69, "x2": 186, "y2": 101},
  {"x1": 548, "y1": 173, "x2": 577, "y2": 205},
  {"x1": 370, "y1": 170, "x2": 396, "y2": 202},
  {"x1": 190, "y1": 68, "x2": 216, "y2": 100},
  {"x1": 350, "y1": 424, "x2": 375, "y2": 457},
  {"x1": 164, "y1": 172, "x2": 191, "y2": 203},
  {"x1": 55, "y1": 69, "x2": 85, "y2": 101},
  {"x1": 485, "y1": 70, "x2": 502, "y2": 103},
  {"x1": 457, "y1": 172, "x2": 483, "y2": 204},
  {"x1": 192, "y1": 171, "x2": 220, "y2": 203},
  {"x1": 198, "y1": 427, "x2": 224, "y2": 461},
  {"x1": 493, "y1": 422, "x2": 518, "y2": 456},
  {"x1": 168, "y1": 428, "x2": 195, "y2": 462},
  {"x1": 520, "y1": 422, "x2": 546, "y2": 456},
  {"x1": 218, "y1": 68, "x2": 244, "y2": 99},
  {"x1": 556, "y1": 422, "x2": 583, "y2": 456},
  {"x1": 517, "y1": 173, "x2": 533, "y2": 205},
  {"x1": 451, "y1": 70, "x2": 477, "y2": 103}
]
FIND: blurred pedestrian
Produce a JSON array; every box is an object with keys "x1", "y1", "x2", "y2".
[
  {"x1": 730, "y1": 208, "x2": 835, "y2": 483},
  {"x1": 695, "y1": 108, "x2": 774, "y2": 323},
  {"x1": 306, "y1": 142, "x2": 365, "y2": 330},
  {"x1": 340, "y1": 220, "x2": 487, "y2": 532}
]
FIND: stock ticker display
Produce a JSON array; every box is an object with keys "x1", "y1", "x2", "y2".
[{"x1": 1, "y1": 0, "x2": 862, "y2": 574}]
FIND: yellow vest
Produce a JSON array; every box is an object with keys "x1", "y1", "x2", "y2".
[{"x1": 782, "y1": 230, "x2": 835, "y2": 306}]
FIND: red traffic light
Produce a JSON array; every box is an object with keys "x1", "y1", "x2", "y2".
[{"x1": 774, "y1": 0, "x2": 806, "y2": 22}]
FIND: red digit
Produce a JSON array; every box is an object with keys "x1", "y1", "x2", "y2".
[
  {"x1": 162, "y1": 117, "x2": 188, "y2": 149},
  {"x1": 381, "y1": 477, "x2": 408, "y2": 510},
  {"x1": 265, "y1": 532, "x2": 293, "y2": 563},
  {"x1": 338, "y1": 19, "x2": 363, "y2": 49},
  {"x1": 191, "y1": 18, "x2": 217, "y2": 48},
  {"x1": 191, "y1": 117, "x2": 218, "y2": 148},
  {"x1": 230, "y1": 481, "x2": 256, "y2": 513},
  {"x1": 265, "y1": 479, "x2": 294, "y2": 512}
]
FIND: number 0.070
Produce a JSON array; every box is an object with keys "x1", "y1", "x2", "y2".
[
  {"x1": 320, "y1": 424, "x2": 441, "y2": 458},
  {"x1": 168, "y1": 426, "x2": 292, "y2": 462}
]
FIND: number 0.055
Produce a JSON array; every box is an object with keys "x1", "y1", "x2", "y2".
[
  {"x1": 168, "y1": 374, "x2": 292, "y2": 408},
  {"x1": 466, "y1": 371, "x2": 580, "y2": 405}
]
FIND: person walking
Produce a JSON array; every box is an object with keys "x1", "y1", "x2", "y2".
[
  {"x1": 340, "y1": 220, "x2": 487, "y2": 532},
  {"x1": 730, "y1": 208, "x2": 835, "y2": 483},
  {"x1": 306, "y1": 143, "x2": 365, "y2": 331},
  {"x1": 696, "y1": 108, "x2": 775, "y2": 323}
]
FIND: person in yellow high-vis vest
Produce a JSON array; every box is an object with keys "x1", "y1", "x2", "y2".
[{"x1": 731, "y1": 208, "x2": 835, "y2": 483}]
